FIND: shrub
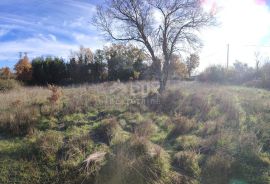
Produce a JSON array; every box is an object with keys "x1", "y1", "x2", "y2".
[
  {"x1": 34, "y1": 130, "x2": 64, "y2": 163},
  {"x1": 181, "y1": 93, "x2": 210, "y2": 121},
  {"x1": 47, "y1": 84, "x2": 62, "y2": 104},
  {"x1": 198, "y1": 65, "x2": 227, "y2": 83},
  {"x1": 160, "y1": 90, "x2": 184, "y2": 114},
  {"x1": 145, "y1": 90, "x2": 185, "y2": 115},
  {"x1": 60, "y1": 131, "x2": 94, "y2": 167},
  {"x1": 173, "y1": 151, "x2": 201, "y2": 178},
  {"x1": 0, "y1": 105, "x2": 39, "y2": 136},
  {"x1": 168, "y1": 116, "x2": 197, "y2": 139},
  {"x1": 91, "y1": 118, "x2": 124, "y2": 145},
  {"x1": 169, "y1": 171, "x2": 199, "y2": 184},
  {"x1": 134, "y1": 120, "x2": 157, "y2": 138},
  {"x1": 175, "y1": 135, "x2": 200, "y2": 151},
  {"x1": 202, "y1": 153, "x2": 233, "y2": 184},
  {"x1": 0, "y1": 79, "x2": 20, "y2": 92},
  {"x1": 96, "y1": 137, "x2": 170, "y2": 184}
]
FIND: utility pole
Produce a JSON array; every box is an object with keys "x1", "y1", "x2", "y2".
[
  {"x1": 19, "y1": 52, "x2": 22, "y2": 59},
  {"x1": 226, "y1": 44, "x2": 230, "y2": 69}
]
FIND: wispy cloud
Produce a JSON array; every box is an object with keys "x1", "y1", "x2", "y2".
[{"x1": 0, "y1": 0, "x2": 101, "y2": 67}]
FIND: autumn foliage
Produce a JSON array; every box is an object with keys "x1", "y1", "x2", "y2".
[{"x1": 15, "y1": 54, "x2": 32, "y2": 82}]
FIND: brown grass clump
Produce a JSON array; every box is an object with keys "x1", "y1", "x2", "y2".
[
  {"x1": 202, "y1": 153, "x2": 233, "y2": 184},
  {"x1": 173, "y1": 151, "x2": 201, "y2": 179},
  {"x1": 0, "y1": 105, "x2": 39, "y2": 136},
  {"x1": 180, "y1": 93, "x2": 210, "y2": 121},
  {"x1": 47, "y1": 84, "x2": 62, "y2": 104},
  {"x1": 91, "y1": 118, "x2": 122, "y2": 145},
  {"x1": 160, "y1": 90, "x2": 184, "y2": 115},
  {"x1": 34, "y1": 130, "x2": 64, "y2": 163},
  {"x1": 0, "y1": 79, "x2": 20, "y2": 92},
  {"x1": 83, "y1": 151, "x2": 107, "y2": 175},
  {"x1": 96, "y1": 137, "x2": 170, "y2": 184},
  {"x1": 168, "y1": 116, "x2": 197, "y2": 139},
  {"x1": 134, "y1": 120, "x2": 157, "y2": 139}
]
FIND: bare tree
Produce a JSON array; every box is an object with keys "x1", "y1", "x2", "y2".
[
  {"x1": 93, "y1": 0, "x2": 215, "y2": 93},
  {"x1": 70, "y1": 46, "x2": 94, "y2": 65}
]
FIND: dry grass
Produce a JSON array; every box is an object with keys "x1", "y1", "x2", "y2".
[{"x1": 0, "y1": 81, "x2": 270, "y2": 183}]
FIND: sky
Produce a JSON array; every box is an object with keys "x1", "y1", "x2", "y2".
[{"x1": 0, "y1": 0, "x2": 270, "y2": 70}]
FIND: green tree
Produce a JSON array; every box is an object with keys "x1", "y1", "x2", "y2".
[
  {"x1": 186, "y1": 54, "x2": 200, "y2": 78},
  {"x1": 32, "y1": 57, "x2": 68, "y2": 84},
  {"x1": 105, "y1": 44, "x2": 147, "y2": 81}
]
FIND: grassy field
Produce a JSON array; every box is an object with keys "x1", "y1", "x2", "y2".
[{"x1": 0, "y1": 81, "x2": 270, "y2": 184}]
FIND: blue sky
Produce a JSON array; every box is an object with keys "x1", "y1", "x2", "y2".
[
  {"x1": 1, "y1": 0, "x2": 270, "y2": 69},
  {"x1": 0, "y1": 0, "x2": 102, "y2": 68}
]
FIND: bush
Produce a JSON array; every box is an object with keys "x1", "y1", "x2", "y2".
[
  {"x1": 181, "y1": 93, "x2": 210, "y2": 121},
  {"x1": 202, "y1": 153, "x2": 233, "y2": 184},
  {"x1": 0, "y1": 79, "x2": 20, "y2": 92},
  {"x1": 134, "y1": 120, "x2": 157, "y2": 138},
  {"x1": 145, "y1": 90, "x2": 184, "y2": 115},
  {"x1": 175, "y1": 135, "x2": 200, "y2": 151},
  {"x1": 34, "y1": 130, "x2": 64, "y2": 163},
  {"x1": 0, "y1": 105, "x2": 39, "y2": 136},
  {"x1": 198, "y1": 65, "x2": 227, "y2": 83},
  {"x1": 96, "y1": 137, "x2": 171, "y2": 184},
  {"x1": 60, "y1": 130, "x2": 94, "y2": 167},
  {"x1": 91, "y1": 118, "x2": 124, "y2": 145},
  {"x1": 173, "y1": 151, "x2": 201, "y2": 179},
  {"x1": 168, "y1": 116, "x2": 197, "y2": 139}
]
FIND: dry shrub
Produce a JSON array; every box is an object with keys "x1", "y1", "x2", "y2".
[
  {"x1": 0, "y1": 79, "x2": 20, "y2": 92},
  {"x1": 144, "y1": 91, "x2": 161, "y2": 112},
  {"x1": 168, "y1": 116, "x2": 197, "y2": 139},
  {"x1": 134, "y1": 120, "x2": 157, "y2": 138},
  {"x1": 60, "y1": 134, "x2": 94, "y2": 165},
  {"x1": 34, "y1": 130, "x2": 64, "y2": 163},
  {"x1": 218, "y1": 96, "x2": 240, "y2": 123},
  {"x1": 202, "y1": 153, "x2": 233, "y2": 184},
  {"x1": 62, "y1": 92, "x2": 100, "y2": 115},
  {"x1": 176, "y1": 135, "x2": 200, "y2": 151},
  {"x1": 83, "y1": 151, "x2": 107, "y2": 177},
  {"x1": 47, "y1": 84, "x2": 62, "y2": 104},
  {"x1": 181, "y1": 93, "x2": 210, "y2": 121},
  {"x1": 169, "y1": 172, "x2": 199, "y2": 184},
  {"x1": 0, "y1": 105, "x2": 39, "y2": 136},
  {"x1": 173, "y1": 151, "x2": 201, "y2": 179},
  {"x1": 96, "y1": 137, "x2": 170, "y2": 184},
  {"x1": 160, "y1": 90, "x2": 184, "y2": 114},
  {"x1": 91, "y1": 118, "x2": 122, "y2": 145},
  {"x1": 198, "y1": 120, "x2": 219, "y2": 136},
  {"x1": 145, "y1": 90, "x2": 184, "y2": 115}
]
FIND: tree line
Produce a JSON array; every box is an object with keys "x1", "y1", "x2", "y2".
[{"x1": 0, "y1": 44, "x2": 200, "y2": 85}]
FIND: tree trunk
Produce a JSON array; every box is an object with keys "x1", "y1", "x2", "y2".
[
  {"x1": 159, "y1": 78, "x2": 166, "y2": 94},
  {"x1": 158, "y1": 63, "x2": 169, "y2": 94}
]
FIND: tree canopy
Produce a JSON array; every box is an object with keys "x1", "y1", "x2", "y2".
[{"x1": 93, "y1": 0, "x2": 215, "y2": 92}]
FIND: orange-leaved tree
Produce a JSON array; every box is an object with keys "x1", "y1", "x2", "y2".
[
  {"x1": 15, "y1": 53, "x2": 32, "y2": 82},
  {"x1": 0, "y1": 67, "x2": 13, "y2": 79}
]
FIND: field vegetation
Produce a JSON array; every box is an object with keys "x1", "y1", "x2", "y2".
[{"x1": 0, "y1": 81, "x2": 269, "y2": 184}]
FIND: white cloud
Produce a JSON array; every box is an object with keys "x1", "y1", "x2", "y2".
[
  {"x1": 0, "y1": 36, "x2": 78, "y2": 62},
  {"x1": 48, "y1": 34, "x2": 57, "y2": 42},
  {"x1": 0, "y1": 28, "x2": 9, "y2": 37},
  {"x1": 199, "y1": 0, "x2": 270, "y2": 70}
]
